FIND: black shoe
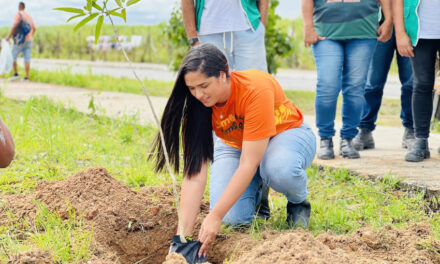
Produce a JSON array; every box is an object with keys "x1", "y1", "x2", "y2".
[
  {"x1": 402, "y1": 127, "x2": 415, "y2": 149},
  {"x1": 340, "y1": 138, "x2": 360, "y2": 159},
  {"x1": 353, "y1": 128, "x2": 374, "y2": 151},
  {"x1": 286, "y1": 200, "x2": 311, "y2": 228},
  {"x1": 405, "y1": 138, "x2": 430, "y2": 162},
  {"x1": 318, "y1": 138, "x2": 335, "y2": 160},
  {"x1": 256, "y1": 184, "x2": 270, "y2": 220}
]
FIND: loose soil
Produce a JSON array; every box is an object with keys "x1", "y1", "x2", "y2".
[{"x1": 2, "y1": 168, "x2": 440, "y2": 264}]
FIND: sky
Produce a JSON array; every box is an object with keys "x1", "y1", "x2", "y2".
[{"x1": 0, "y1": 0, "x2": 301, "y2": 27}]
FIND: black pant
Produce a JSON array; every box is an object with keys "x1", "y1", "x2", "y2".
[{"x1": 410, "y1": 39, "x2": 440, "y2": 138}]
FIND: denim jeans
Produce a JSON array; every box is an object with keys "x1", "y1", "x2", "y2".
[
  {"x1": 312, "y1": 39, "x2": 377, "y2": 139},
  {"x1": 209, "y1": 123, "x2": 316, "y2": 226},
  {"x1": 198, "y1": 23, "x2": 267, "y2": 72},
  {"x1": 359, "y1": 32, "x2": 413, "y2": 131},
  {"x1": 410, "y1": 39, "x2": 440, "y2": 139},
  {"x1": 12, "y1": 41, "x2": 32, "y2": 62}
]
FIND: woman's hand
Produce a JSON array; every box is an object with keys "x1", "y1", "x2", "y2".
[
  {"x1": 304, "y1": 26, "x2": 325, "y2": 47},
  {"x1": 377, "y1": 20, "x2": 393, "y2": 42},
  {"x1": 198, "y1": 212, "x2": 222, "y2": 257},
  {"x1": 396, "y1": 32, "x2": 414, "y2": 57}
]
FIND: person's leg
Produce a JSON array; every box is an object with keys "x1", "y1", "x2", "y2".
[
  {"x1": 359, "y1": 35, "x2": 394, "y2": 131},
  {"x1": 11, "y1": 44, "x2": 20, "y2": 77},
  {"x1": 23, "y1": 41, "x2": 32, "y2": 79},
  {"x1": 232, "y1": 23, "x2": 268, "y2": 72},
  {"x1": 198, "y1": 33, "x2": 234, "y2": 69},
  {"x1": 259, "y1": 123, "x2": 316, "y2": 226},
  {"x1": 341, "y1": 39, "x2": 377, "y2": 139},
  {"x1": 209, "y1": 136, "x2": 262, "y2": 226},
  {"x1": 405, "y1": 39, "x2": 439, "y2": 162},
  {"x1": 312, "y1": 40, "x2": 344, "y2": 139}
]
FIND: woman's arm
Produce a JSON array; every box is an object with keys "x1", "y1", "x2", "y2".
[
  {"x1": 198, "y1": 138, "x2": 269, "y2": 257},
  {"x1": 0, "y1": 119, "x2": 14, "y2": 168},
  {"x1": 301, "y1": 0, "x2": 325, "y2": 47},
  {"x1": 178, "y1": 161, "x2": 208, "y2": 236},
  {"x1": 392, "y1": 0, "x2": 414, "y2": 57},
  {"x1": 377, "y1": 0, "x2": 393, "y2": 42}
]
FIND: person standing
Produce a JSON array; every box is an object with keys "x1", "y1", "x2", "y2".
[
  {"x1": 302, "y1": 0, "x2": 392, "y2": 160},
  {"x1": 181, "y1": 0, "x2": 268, "y2": 72},
  {"x1": 394, "y1": 0, "x2": 440, "y2": 162},
  {"x1": 353, "y1": 27, "x2": 414, "y2": 151},
  {"x1": 5, "y1": 2, "x2": 36, "y2": 82}
]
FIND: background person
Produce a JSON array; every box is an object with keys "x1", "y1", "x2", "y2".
[
  {"x1": 353, "y1": 27, "x2": 414, "y2": 151},
  {"x1": 5, "y1": 2, "x2": 36, "y2": 82},
  {"x1": 394, "y1": 0, "x2": 440, "y2": 162},
  {"x1": 152, "y1": 44, "x2": 316, "y2": 257},
  {"x1": 181, "y1": 0, "x2": 268, "y2": 72},
  {"x1": 0, "y1": 118, "x2": 15, "y2": 168},
  {"x1": 302, "y1": 0, "x2": 392, "y2": 160}
]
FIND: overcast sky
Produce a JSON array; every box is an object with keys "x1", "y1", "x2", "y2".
[{"x1": 0, "y1": 0, "x2": 301, "y2": 27}]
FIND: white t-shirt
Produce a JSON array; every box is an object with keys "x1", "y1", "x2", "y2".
[
  {"x1": 198, "y1": 0, "x2": 251, "y2": 36},
  {"x1": 419, "y1": 0, "x2": 440, "y2": 39}
]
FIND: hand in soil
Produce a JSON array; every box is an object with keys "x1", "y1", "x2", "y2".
[{"x1": 198, "y1": 212, "x2": 222, "y2": 257}]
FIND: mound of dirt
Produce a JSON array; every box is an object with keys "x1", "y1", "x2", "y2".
[
  {"x1": 7, "y1": 250, "x2": 52, "y2": 264},
  {"x1": 2, "y1": 167, "x2": 440, "y2": 264},
  {"x1": 3, "y1": 167, "x2": 181, "y2": 263}
]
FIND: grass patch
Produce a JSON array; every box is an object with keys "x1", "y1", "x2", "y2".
[
  {"x1": 2, "y1": 67, "x2": 174, "y2": 98},
  {"x1": 0, "y1": 202, "x2": 93, "y2": 263}
]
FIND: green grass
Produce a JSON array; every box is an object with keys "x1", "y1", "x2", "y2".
[{"x1": 0, "y1": 94, "x2": 439, "y2": 261}]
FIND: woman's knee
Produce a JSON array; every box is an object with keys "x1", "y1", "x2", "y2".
[{"x1": 221, "y1": 199, "x2": 256, "y2": 226}]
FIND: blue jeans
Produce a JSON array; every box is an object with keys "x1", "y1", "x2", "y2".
[
  {"x1": 209, "y1": 123, "x2": 316, "y2": 226},
  {"x1": 12, "y1": 41, "x2": 32, "y2": 62},
  {"x1": 360, "y1": 32, "x2": 413, "y2": 131},
  {"x1": 198, "y1": 23, "x2": 267, "y2": 72},
  {"x1": 312, "y1": 39, "x2": 377, "y2": 139}
]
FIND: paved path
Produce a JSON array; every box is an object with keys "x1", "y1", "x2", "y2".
[
  {"x1": 26, "y1": 58, "x2": 404, "y2": 99},
  {"x1": 2, "y1": 80, "x2": 440, "y2": 207}
]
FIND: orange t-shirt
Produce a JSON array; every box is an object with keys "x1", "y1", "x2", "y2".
[{"x1": 212, "y1": 70, "x2": 303, "y2": 149}]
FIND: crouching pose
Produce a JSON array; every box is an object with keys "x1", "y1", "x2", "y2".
[{"x1": 152, "y1": 44, "x2": 316, "y2": 257}]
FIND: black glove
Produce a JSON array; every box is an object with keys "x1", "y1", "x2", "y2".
[{"x1": 169, "y1": 235, "x2": 208, "y2": 264}]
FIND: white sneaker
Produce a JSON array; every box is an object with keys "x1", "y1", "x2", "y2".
[
  {"x1": 8, "y1": 75, "x2": 20, "y2": 81},
  {"x1": 22, "y1": 77, "x2": 30, "y2": 82}
]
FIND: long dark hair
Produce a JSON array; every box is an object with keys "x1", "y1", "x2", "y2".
[{"x1": 150, "y1": 43, "x2": 229, "y2": 178}]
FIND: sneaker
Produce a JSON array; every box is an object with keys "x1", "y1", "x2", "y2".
[
  {"x1": 318, "y1": 138, "x2": 335, "y2": 160},
  {"x1": 286, "y1": 200, "x2": 311, "y2": 228},
  {"x1": 22, "y1": 77, "x2": 30, "y2": 82},
  {"x1": 405, "y1": 138, "x2": 430, "y2": 162},
  {"x1": 340, "y1": 138, "x2": 360, "y2": 159},
  {"x1": 8, "y1": 74, "x2": 20, "y2": 82},
  {"x1": 353, "y1": 128, "x2": 374, "y2": 151},
  {"x1": 402, "y1": 127, "x2": 415, "y2": 149}
]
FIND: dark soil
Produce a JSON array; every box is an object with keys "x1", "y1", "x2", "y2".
[{"x1": 2, "y1": 167, "x2": 440, "y2": 264}]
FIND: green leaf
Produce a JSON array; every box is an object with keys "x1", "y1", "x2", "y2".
[
  {"x1": 109, "y1": 10, "x2": 124, "y2": 19},
  {"x1": 53, "y1": 7, "x2": 84, "y2": 14},
  {"x1": 122, "y1": 8, "x2": 126, "y2": 23},
  {"x1": 115, "y1": 0, "x2": 122, "y2": 7},
  {"x1": 73, "y1": 13, "x2": 99, "y2": 32},
  {"x1": 92, "y1": 2, "x2": 103, "y2": 11},
  {"x1": 127, "y1": 0, "x2": 141, "y2": 7},
  {"x1": 66, "y1": 13, "x2": 86, "y2": 22},
  {"x1": 94, "y1": 15, "x2": 104, "y2": 44},
  {"x1": 86, "y1": 0, "x2": 92, "y2": 12}
]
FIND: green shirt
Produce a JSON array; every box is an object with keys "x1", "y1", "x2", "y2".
[{"x1": 313, "y1": 0, "x2": 379, "y2": 40}]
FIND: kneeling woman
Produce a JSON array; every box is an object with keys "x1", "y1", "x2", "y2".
[{"x1": 152, "y1": 43, "x2": 316, "y2": 256}]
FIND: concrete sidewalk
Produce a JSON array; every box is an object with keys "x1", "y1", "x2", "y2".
[{"x1": 2, "y1": 80, "x2": 440, "y2": 207}]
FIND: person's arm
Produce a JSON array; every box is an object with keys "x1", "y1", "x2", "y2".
[
  {"x1": 198, "y1": 138, "x2": 269, "y2": 257},
  {"x1": 377, "y1": 0, "x2": 393, "y2": 42},
  {"x1": 301, "y1": 0, "x2": 325, "y2": 47},
  {"x1": 178, "y1": 162, "x2": 208, "y2": 236},
  {"x1": 0, "y1": 119, "x2": 15, "y2": 168},
  {"x1": 258, "y1": 0, "x2": 269, "y2": 26},
  {"x1": 6, "y1": 14, "x2": 19, "y2": 41},
  {"x1": 181, "y1": 0, "x2": 200, "y2": 47},
  {"x1": 393, "y1": 0, "x2": 414, "y2": 57}
]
